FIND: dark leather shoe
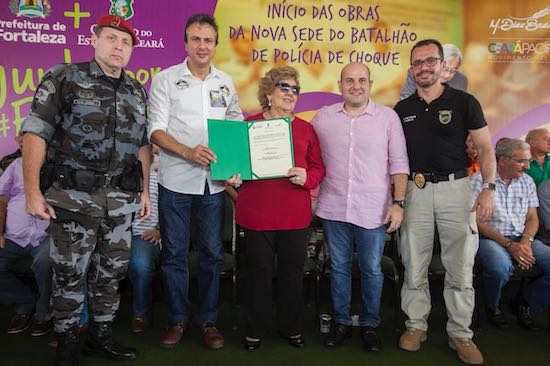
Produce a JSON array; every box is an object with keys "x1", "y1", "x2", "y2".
[
  {"x1": 202, "y1": 323, "x2": 224, "y2": 350},
  {"x1": 7, "y1": 312, "x2": 34, "y2": 334},
  {"x1": 510, "y1": 296, "x2": 540, "y2": 331},
  {"x1": 288, "y1": 334, "x2": 305, "y2": 348},
  {"x1": 360, "y1": 326, "x2": 381, "y2": 352},
  {"x1": 243, "y1": 337, "x2": 261, "y2": 350},
  {"x1": 131, "y1": 314, "x2": 150, "y2": 333},
  {"x1": 84, "y1": 322, "x2": 138, "y2": 361},
  {"x1": 324, "y1": 324, "x2": 352, "y2": 347},
  {"x1": 160, "y1": 323, "x2": 186, "y2": 349},
  {"x1": 516, "y1": 305, "x2": 540, "y2": 331},
  {"x1": 486, "y1": 307, "x2": 509, "y2": 329},
  {"x1": 31, "y1": 317, "x2": 53, "y2": 336}
]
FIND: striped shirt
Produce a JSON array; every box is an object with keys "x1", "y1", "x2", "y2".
[
  {"x1": 132, "y1": 169, "x2": 159, "y2": 236},
  {"x1": 471, "y1": 172, "x2": 539, "y2": 236}
]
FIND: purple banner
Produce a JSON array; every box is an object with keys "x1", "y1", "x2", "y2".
[{"x1": 0, "y1": 0, "x2": 217, "y2": 157}]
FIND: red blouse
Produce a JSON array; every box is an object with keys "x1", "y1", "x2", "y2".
[{"x1": 235, "y1": 113, "x2": 325, "y2": 231}]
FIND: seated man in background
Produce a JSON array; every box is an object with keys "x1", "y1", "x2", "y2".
[
  {"x1": 525, "y1": 128, "x2": 550, "y2": 187},
  {"x1": 472, "y1": 138, "x2": 550, "y2": 331},
  {"x1": 128, "y1": 145, "x2": 161, "y2": 333},
  {"x1": 535, "y1": 178, "x2": 550, "y2": 244},
  {"x1": 0, "y1": 133, "x2": 23, "y2": 176},
  {"x1": 400, "y1": 43, "x2": 468, "y2": 100},
  {"x1": 0, "y1": 150, "x2": 22, "y2": 177},
  {"x1": 0, "y1": 152, "x2": 52, "y2": 336}
]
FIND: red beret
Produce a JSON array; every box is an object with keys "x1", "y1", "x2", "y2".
[{"x1": 96, "y1": 14, "x2": 138, "y2": 46}]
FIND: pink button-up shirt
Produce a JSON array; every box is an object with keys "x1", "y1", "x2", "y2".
[{"x1": 312, "y1": 100, "x2": 409, "y2": 229}]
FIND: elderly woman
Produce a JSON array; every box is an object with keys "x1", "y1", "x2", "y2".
[{"x1": 236, "y1": 66, "x2": 325, "y2": 350}]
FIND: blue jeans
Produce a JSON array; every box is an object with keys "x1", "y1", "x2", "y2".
[
  {"x1": 159, "y1": 184, "x2": 224, "y2": 324},
  {"x1": 323, "y1": 220, "x2": 386, "y2": 327},
  {"x1": 478, "y1": 236, "x2": 550, "y2": 313},
  {"x1": 128, "y1": 234, "x2": 161, "y2": 316},
  {"x1": 0, "y1": 237, "x2": 52, "y2": 321}
]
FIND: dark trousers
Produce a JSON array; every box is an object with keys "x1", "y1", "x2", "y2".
[
  {"x1": 243, "y1": 228, "x2": 308, "y2": 339},
  {"x1": 158, "y1": 184, "x2": 225, "y2": 324}
]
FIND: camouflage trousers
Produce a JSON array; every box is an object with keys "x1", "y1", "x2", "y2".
[{"x1": 48, "y1": 208, "x2": 132, "y2": 333}]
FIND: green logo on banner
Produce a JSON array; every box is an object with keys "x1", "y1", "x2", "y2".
[
  {"x1": 110, "y1": 0, "x2": 134, "y2": 20},
  {"x1": 10, "y1": 0, "x2": 52, "y2": 18}
]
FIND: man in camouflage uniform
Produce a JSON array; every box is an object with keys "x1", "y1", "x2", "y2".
[{"x1": 21, "y1": 15, "x2": 150, "y2": 366}]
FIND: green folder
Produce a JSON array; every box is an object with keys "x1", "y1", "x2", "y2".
[{"x1": 208, "y1": 117, "x2": 294, "y2": 180}]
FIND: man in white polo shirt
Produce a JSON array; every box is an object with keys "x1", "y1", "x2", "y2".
[{"x1": 147, "y1": 13, "x2": 243, "y2": 350}]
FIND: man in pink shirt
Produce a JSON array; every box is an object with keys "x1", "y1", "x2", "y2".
[{"x1": 312, "y1": 62, "x2": 409, "y2": 351}]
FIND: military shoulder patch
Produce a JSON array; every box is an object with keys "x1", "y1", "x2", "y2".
[{"x1": 35, "y1": 80, "x2": 56, "y2": 104}]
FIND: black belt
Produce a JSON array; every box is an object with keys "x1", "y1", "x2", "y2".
[
  {"x1": 46, "y1": 163, "x2": 141, "y2": 193},
  {"x1": 408, "y1": 169, "x2": 468, "y2": 184},
  {"x1": 56, "y1": 168, "x2": 123, "y2": 191}
]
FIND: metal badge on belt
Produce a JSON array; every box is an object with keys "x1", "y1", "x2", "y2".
[{"x1": 413, "y1": 173, "x2": 426, "y2": 189}]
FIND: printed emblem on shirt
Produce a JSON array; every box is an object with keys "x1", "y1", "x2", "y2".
[
  {"x1": 176, "y1": 79, "x2": 189, "y2": 89},
  {"x1": 219, "y1": 84, "x2": 230, "y2": 96},
  {"x1": 438, "y1": 110, "x2": 453, "y2": 125},
  {"x1": 76, "y1": 88, "x2": 95, "y2": 99},
  {"x1": 210, "y1": 90, "x2": 227, "y2": 107},
  {"x1": 402, "y1": 115, "x2": 416, "y2": 124},
  {"x1": 76, "y1": 81, "x2": 94, "y2": 89},
  {"x1": 80, "y1": 123, "x2": 96, "y2": 133}
]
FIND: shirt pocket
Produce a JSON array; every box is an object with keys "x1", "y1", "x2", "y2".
[
  {"x1": 115, "y1": 92, "x2": 147, "y2": 144},
  {"x1": 208, "y1": 104, "x2": 229, "y2": 120}
]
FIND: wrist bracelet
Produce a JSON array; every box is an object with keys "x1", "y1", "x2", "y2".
[{"x1": 504, "y1": 240, "x2": 512, "y2": 249}]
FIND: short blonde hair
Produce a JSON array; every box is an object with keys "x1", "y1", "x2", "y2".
[{"x1": 258, "y1": 66, "x2": 300, "y2": 110}]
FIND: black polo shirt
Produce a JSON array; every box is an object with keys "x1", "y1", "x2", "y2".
[{"x1": 394, "y1": 85, "x2": 486, "y2": 175}]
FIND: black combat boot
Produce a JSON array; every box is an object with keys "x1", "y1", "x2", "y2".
[
  {"x1": 55, "y1": 325, "x2": 81, "y2": 366},
  {"x1": 83, "y1": 321, "x2": 138, "y2": 361}
]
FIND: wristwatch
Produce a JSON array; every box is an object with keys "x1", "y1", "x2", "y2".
[
  {"x1": 393, "y1": 199, "x2": 405, "y2": 208},
  {"x1": 522, "y1": 234, "x2": 534, "y2": 242},
  {"x1": 481, "y1": 182, "x2": 496, "y2": 191}
]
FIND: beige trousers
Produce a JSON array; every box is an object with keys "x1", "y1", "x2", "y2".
[{"x1": 399, "y1": 176, "x2": 478, "y2": 338}]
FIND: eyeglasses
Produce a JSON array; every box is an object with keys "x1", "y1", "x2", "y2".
[
  {"x1": 411, "y1": 57, "x2": 441, "y2": 69},
  {"x1": 506, "y1": 157, "x2": 531, "y2": 165},
  {"x1": 276, "y1": 82, "x2": 300, "y2": 95}
]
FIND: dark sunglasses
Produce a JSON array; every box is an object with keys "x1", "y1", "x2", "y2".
[{"x1": 276, "y1": 82, "x2": 300, "y2": 95}]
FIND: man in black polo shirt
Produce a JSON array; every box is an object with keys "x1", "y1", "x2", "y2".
[{"x1": 394, "y1": 39, "x2": 496, "y2": 366}]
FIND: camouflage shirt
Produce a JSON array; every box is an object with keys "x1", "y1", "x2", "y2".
[{"x1": 22, "y1": 60, "x2": 148, "y2": 217}]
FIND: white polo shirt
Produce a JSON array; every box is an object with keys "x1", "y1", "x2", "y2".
[{"x1": 148, "y1": 58, "x2": 243, "y2": 195}]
